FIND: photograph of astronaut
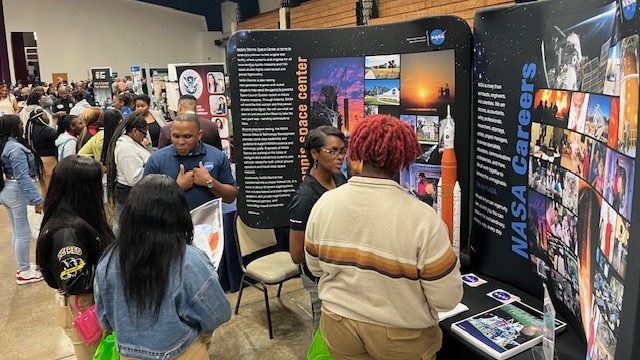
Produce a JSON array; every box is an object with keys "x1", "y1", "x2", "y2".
[{"x1": 542, "y1": 3, "x2": 617, "y2": 93}]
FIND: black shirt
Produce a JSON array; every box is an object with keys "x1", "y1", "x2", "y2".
[
  {"x1": 148, "y1": 120, "x2": 161, "y2": 148},
  {"x1": 30, "y1": 122, "x2": 58, "y2": 157},
  {"x1": 289, "y1": 172, "x2": 347, "y2": 279},
  {"x1": 52, "y1": 99, "x2": 73, "y2": 115},
  {"x1": 289, "y1": 173, "x2": 348, "y2": 231},
  {"x1": 39, "y1": 220, "x2": 103, "y2": 295}
]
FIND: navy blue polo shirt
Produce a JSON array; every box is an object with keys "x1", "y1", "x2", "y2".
[{"x1": 143, "y1": 142, "x2": 235, "y2": 209}]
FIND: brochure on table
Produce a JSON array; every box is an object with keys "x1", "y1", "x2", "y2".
[{"x1": 451, "y1": 301, "x2": 567, "y2": 360}]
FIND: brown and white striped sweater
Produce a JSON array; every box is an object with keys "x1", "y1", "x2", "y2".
[{"x1": 305, "y1": 176, "x2": 463, "y2": 329}]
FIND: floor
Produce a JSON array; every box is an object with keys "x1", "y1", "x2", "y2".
[{"x1": 0, "y1": 208, "x2": 313, "y2": 359}]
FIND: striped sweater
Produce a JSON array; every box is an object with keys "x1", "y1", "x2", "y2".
[{"x1": 305, "y1": 176, "x2": 463, "y2": 329}]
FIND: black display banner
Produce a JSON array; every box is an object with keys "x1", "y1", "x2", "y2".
[
  {"x1": 91, "y1": 67, "x2": 112, "y2": 90},
  {"x1": 472, "y1": 1, "x2": 640, "y2": 358},
  {"x1": 228, "y1": 17, "x2": 472, "y2": 244}
]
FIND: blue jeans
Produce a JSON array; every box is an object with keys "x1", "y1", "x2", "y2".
[{"x1": 1, "y1": 180, "x2": 32, "y2": 272}]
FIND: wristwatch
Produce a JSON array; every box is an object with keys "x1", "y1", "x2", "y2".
[{"x1": 206, "y1": 177, "x2": 214, "y2": 189}]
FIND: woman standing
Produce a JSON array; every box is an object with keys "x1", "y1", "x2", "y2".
[
  {"x1": 111, "y1": 93, "x2": 132, "y2": 117},
  {"x1": 25, "y1": 108, "x2": 57, "y2": 197},
  {"x1": 0, "y1": 114, "x2": 45, "y2": 284},
  {"x1": 106, "y1": 113, "x2": 150, "y2": 225},
  {"x1": 0, "y1": 83, "x2": 19, "y2": 115},
  {"x1": 79, "y1": 109, "x2": 122, "y2": 162},
  {"x1": 134, "y1": 94, "x2": 166, "y2": 149},
  {"x1": 55, "y1": 115, "x2": 85, "y2": 160},
  {"x1": 288, "y1": 126, "x2": 347, "y2": 327},
  {"x1": 77, "y1": 107, "x2": 103, "y2": 150},
  {"x1": 305, "y1": 115, "x2": 462, "y2": 360},
  {"x1": 36, "y1": 156, "x2": 114, "y2": 360},
  {"x1": 95, "y1": 175, "x2": 231, "y2": 359}
]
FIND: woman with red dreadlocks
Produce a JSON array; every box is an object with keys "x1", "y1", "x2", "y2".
[{"x1": 304, "y1": 114, "x2": 462, "y2": 360}]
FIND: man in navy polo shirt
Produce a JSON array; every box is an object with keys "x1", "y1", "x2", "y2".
[{"x1": 143, "y1": 113, "x2": 237, "y2": 209}]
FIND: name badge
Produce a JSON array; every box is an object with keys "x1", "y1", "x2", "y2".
[{"x1": 204, "y1": 162, "x2": 214, "y2": 171}]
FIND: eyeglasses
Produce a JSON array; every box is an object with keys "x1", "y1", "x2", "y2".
[{"x1": 320, "y1": 147, "x2": 347, "y2": 157}]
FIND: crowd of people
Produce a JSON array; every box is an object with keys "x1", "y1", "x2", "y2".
[{"x1": 0, "y1": 76, "x2": 461, "y2": 360}]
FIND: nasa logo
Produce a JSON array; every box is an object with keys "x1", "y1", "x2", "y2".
[
  {"x1": 179, "y1": 69, "x2": 203, "y2": 99},
  {"x1": 430, "y1": 29, "x2": 446, "y2": 46},
  {"x1": 622, "y1": 0, "x2": 637, "y2": 20}
]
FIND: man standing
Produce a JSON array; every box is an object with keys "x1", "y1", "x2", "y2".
[
  {"x1": 52, "y1": 86, "x2": 73, "y2": 120},
  {"x1": 143, "y1": 113, "x2": 236, "y2": 210},
  {"x1": 157, "y1": 95, "x2": 222, "y2": 150}
]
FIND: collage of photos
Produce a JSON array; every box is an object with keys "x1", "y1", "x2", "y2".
[
  {"x1": 532, "y1": 3, "x2": 638, "y2": 355},
  {"x1": 207, "y1": 72, "x2": 226, "y2": 116},
  {"x1": 306, "y1": 50, "x2": 458, "y2": 208}
]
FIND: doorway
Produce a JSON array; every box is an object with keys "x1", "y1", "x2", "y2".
[{"x1": 10, "y1": 32, "x2": 40, "y2": 85}]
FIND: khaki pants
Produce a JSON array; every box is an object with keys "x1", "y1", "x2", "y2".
[
  {"x1": 320, "y1": 308, "x2": 442, "y2": 360},
  {"x1": 121, "y1": 337, "x2": 210, "y2": 360},
  {"x1": 55, "y1": 293, "x2": 98, "y2": 360},
  {"x1": 40, "y1": 156, "x2": 57, "y2": 199}
]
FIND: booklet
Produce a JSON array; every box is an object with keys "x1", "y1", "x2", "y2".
[
  {"x1": 451, "y1": 301, "x2": 566, "y2": 359},
  {"x1": 190, "y1": 198, "x2": 225, "y2": 269}
]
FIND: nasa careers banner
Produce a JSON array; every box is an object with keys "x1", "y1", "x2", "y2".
[
  {"x1": 228, "y1": 17, "x2": 472, "y2": 232},
  {"x1": 176, "y1": 64, "x2": 227, "y2": 121},
  {"x1": 472, "y1": 0, "x2": 640, "y2": 358}
]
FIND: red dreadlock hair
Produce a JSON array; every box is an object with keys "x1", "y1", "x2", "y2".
[{"x1": 348, "y1": 114, "x2": 421, "y2": 171}]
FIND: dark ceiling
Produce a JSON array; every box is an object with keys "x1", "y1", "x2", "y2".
[{"x1": 136, "y1": 0, "x2": 262, "y2": 32}]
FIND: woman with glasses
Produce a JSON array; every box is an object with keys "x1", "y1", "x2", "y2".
[
  {"x1": 105, "y1": 113, "x2": 150, "y2": 227},
  {"x1": 288, "y1": 125, "x2": 347, "y2": 327}
]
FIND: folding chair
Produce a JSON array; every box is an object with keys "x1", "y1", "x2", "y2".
[{"x1": 234, "y1": 214, "x2": 301, "y2": 339}]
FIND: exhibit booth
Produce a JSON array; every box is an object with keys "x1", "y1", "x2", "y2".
[{"x1": 228, "y1": 0, "x2": 640, "y2": 358}]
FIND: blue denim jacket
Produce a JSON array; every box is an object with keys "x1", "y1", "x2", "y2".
[
  {"x1": 94, "y1": 246, "x2": 231, "y2": 359},
  {"x1": 1, "y1": 138, "x2": 43, "y2": 204}
]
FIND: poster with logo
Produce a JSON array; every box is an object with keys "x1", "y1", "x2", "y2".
[
  {"x1": 228, "y1": 17, "x2": 472, "y2": 233},
  {"x1": 90, "y1": 67, "x2": 112, "y2": 106},
  {"x1": 176, "y1": 64, "x2": 226, "y2": 119},
  {"x1": 472, "y1": 0, "x2": 640, "y2": 358}
]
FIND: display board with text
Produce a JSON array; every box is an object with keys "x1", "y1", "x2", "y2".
[
  {"x1": 471, "y1": 1, "x2": 640, "y2": 358},
  {"x1": 228, "y1": 17, "x2": 472, "y2": 239}
]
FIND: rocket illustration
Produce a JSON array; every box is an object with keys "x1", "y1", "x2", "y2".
[
  {"x1": 441, "y1": 105, "x2": 457, "y2": 245},
  {"x1": 453, "y1": 181, "x2": 461, "y2": 257}
]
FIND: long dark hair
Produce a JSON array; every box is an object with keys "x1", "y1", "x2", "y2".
[
  {"x1": 0, "y1": 114, "x2": 44, "y2": 191},
  {"x1": 105, "y1": 112, "x2": 148, "y2": 204},
  {"x1": 36, "y1": 156, "x2": 114, "y2": 271},
  {"x1": 116, "y1": 175, "x2": 193, "y2": 320},
  {"x1": 100, "y1": 109, "x2": 123, "y2": 165}
]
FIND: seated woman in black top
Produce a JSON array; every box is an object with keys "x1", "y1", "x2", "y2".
[
  {"x1": 25, "y1": 108, "x2": 57, "y2": 197},
  {"x1": 36, "y1": 156, "x2": 115, "y2": 360},
  {"x1": 288, "y1": 126, "x2": 347, "y2": 327}
]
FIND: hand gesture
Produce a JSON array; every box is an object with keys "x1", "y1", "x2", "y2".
[
  {"x1": 176, "y1": 164, "x2": 194, "y2": 191},
  {"x1": 193, "y1": 161, "x2": 213, "y2": 187}
]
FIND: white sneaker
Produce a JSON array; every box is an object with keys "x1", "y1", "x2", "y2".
[
  {"x1": 16, "y1": 267, "x2": 44, "y2": 285},
  {"x1": 16, "y1": 263, "x2": 38, "y2": 275}
]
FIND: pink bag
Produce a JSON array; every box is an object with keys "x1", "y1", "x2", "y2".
[{"x1": 71, "y1": 296, "x2": 102, "y2": 345}]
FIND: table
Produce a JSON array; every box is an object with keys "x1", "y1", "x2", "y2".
[{"x1": 438, "y1": 275, "x2": 586, "y2": 360}]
